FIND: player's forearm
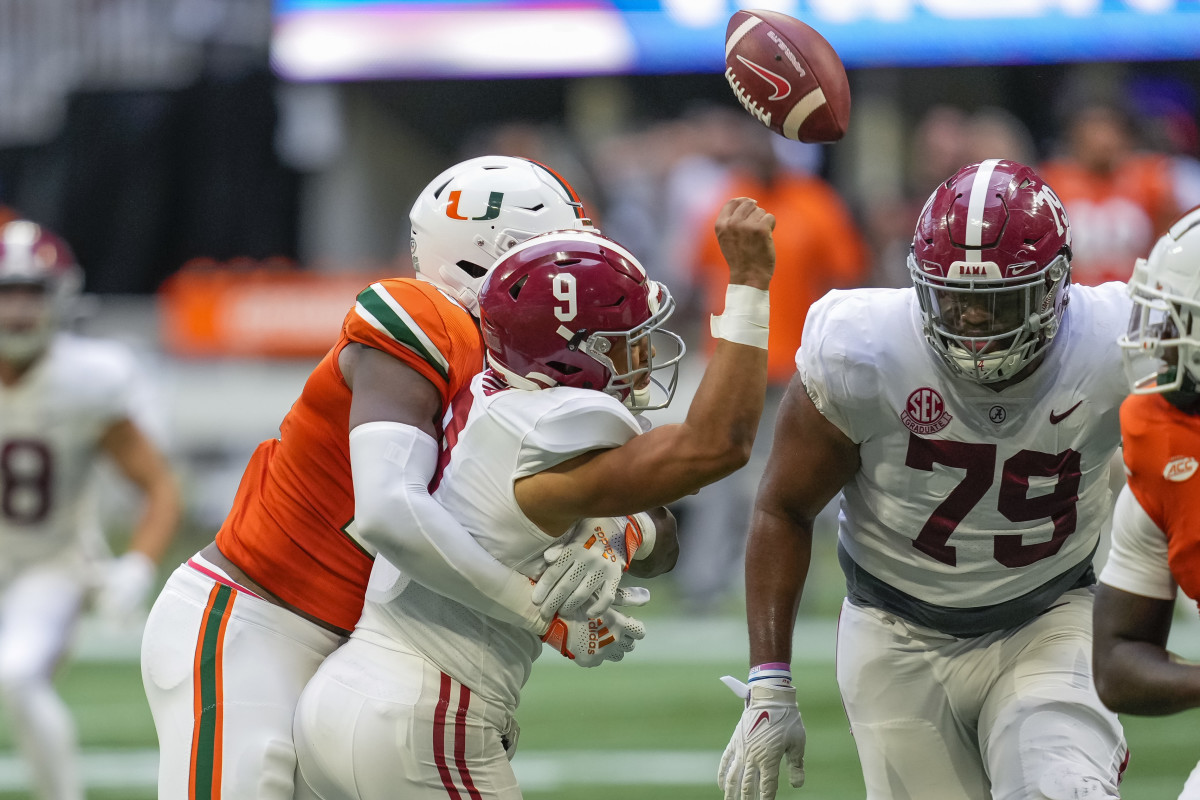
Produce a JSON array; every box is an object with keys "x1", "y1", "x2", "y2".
[
  {"x1": 679, "y1": 338, "x2": 768, "y2": 473},
  {"x1": 1094, "y1": 641, "x2": 1200, "y2": 715},
  {"x1": 350, "y1": 422, "x2": 550, "y2": 634},
  {"x1": 127, "y1": 471, "x2": 182, "y2": 564},
  {"x1": 745, "y1": 509, "x2": 812, "y2": 666}
]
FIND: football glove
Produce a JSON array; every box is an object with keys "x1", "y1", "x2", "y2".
[
  {"x1": 718, "y1": 675, "x2": 806, "y2": 800},
  {"x1": 532, "y1": 514, "x2": 652, "y2": 618},
  {"x1": 94, "y1": 551, "x2": 157, "y2": 625},
  {"x1": 540, "y1": 607, "x2": 645, "y2": 668}
]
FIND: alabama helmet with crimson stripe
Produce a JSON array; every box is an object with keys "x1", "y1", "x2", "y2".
[
  {"x1": 478, "y1": 229, "x2": 684, "y2": 412},
  {"x1": 908, "y1": 158, "x2": 1073, "y2": 384},
  {"x1": 409, "y1": 155, "x2": 594, "y2": 316}
]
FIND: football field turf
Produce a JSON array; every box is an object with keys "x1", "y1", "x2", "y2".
[{"x1": 0, "y1": 616, "x2": 1195, "y2": 799}]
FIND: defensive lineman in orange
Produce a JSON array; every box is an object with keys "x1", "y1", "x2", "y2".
[{"x1": 141, "y1": 157, "x2": 630, "y2": 799}]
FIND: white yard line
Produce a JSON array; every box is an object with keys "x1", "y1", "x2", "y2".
[{"x1": 0, "y1": 749, "x2": 721, "y2": 791}]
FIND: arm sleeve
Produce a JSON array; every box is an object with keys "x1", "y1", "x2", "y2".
[
  {"x1": 349, "y1": 420, "x2": 549, "y2": 633},
  {"x1": 1099, "y1": 485, "x2": 1177, "y2": 601}
]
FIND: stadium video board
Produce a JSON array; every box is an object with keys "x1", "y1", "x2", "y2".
[{"x1": 272, "y1": 0, "x2": 1200, "y2": 81}]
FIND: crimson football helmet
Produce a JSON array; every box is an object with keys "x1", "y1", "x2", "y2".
[
  {"x1": 0, "y1": 220, "x2": 82, "y2": 363},
  {"x1": 1120, "y1": 205, "x2": 1200, "y2": 403},
  {"x1": 409, "y1": 155, "x2": 594, "y2": 316},
  {"x1": 478, "y1": 230, "x2": 685, "y2": 412},
  {"x1": 908, "y1": 158, "x2": 1073, "y2": 384}
]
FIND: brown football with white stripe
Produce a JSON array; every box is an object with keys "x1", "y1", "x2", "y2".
[{"x1": 724, "y1": 9, "x2": 850, "y2": 143}]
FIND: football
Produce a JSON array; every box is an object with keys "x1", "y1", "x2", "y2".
[{"x1": 724, "y1": 9, "x2": 851, "y2": 143}]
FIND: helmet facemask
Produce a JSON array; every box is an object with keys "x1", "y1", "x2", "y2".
[
  {"x1": 570, "y1": 283, "x2": 684, "y2": 412},
  {"x1": 910, "y1": 252, "x2": 1069, "y2": 384},
  {"x1": 1119, "y1": 206, "x2": 1200, "y2": 407},
  {"x1": 1120, "y1": 258, "x2": 1200, "y2": 400}
]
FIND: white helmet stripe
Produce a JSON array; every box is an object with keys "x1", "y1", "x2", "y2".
[{"x1": 963, "y1": 158, "x2": 1001, "y2": 261}]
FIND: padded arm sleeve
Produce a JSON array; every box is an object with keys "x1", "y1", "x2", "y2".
[{"x1": 349, "y1": 421, "x2": 550, "y2": 634}]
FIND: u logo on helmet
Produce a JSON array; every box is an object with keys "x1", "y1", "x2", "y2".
[{"x1": 445, "y1": 190, "x2": 504, "y2": 221}]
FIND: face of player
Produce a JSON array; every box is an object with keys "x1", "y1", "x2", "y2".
[
  {"x1": 0, "y1": 284, "x2": 52, "y2": 365},
  {"x1": 608, "y1": 337, "x2": 653, "y2": 390},
  {"x1": 933, "y1": 286, "x2": 1027, "y2": 353}
]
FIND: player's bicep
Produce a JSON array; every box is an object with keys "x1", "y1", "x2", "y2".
[
  {"x1": 341, "y1": 344, "x2": 442, "y2": 437},
  {"x1": 757, "y1": 374, "x2": 859, "y2": 526}
]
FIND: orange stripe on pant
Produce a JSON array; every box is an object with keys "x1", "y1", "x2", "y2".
[{"x1": 189, "y1": 583, "x2": 236, "y2": 800}]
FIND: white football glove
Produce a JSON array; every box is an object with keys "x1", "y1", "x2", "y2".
[
  {"x1": 718, "y1": 676, "x2": 807, "y2": 800},
  {"x1": 540, "y1": 607, "x2": 646, "y2": 668},
  {"x1": 532, "y1": 514, "x2": 653, "y2": 619},
  {"x1": 94, "y1": 551, "x2": 157, "y2": 624}
]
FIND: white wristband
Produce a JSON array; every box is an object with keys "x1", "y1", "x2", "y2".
[
  {"x1": 630, "y1": 511, "x2": 657, "y2": 561},
  {"x1": 710, "y1": 284, "x2": 770, "y2": 349}
]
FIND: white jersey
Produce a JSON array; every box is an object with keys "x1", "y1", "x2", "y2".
[
  {"x1": 353, "y1": 371, "x2": 642, "y2": 709},
  {"x1": 799, "y1": 282, "x2": 1131, "y2": 634},
  {"x1": 0, "y1": 334, "x2": 142, "y2": 567}
]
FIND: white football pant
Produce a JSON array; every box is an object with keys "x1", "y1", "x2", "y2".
[
  {"x1": 0, "y1": 557, "x2": 86, "y2": 800},
  {"x1": 141, "y1": 563, "x2": 343, "y2": 800},
  {"x1": 294, "y1": 636, "x2": 521, "y2": 800},
  {"x1": 836, "y1": 588, "x2": 1126, "y2": 800},
  {"x1": 1180, "y1": 761, "x2": 1200, "y2": 800}
]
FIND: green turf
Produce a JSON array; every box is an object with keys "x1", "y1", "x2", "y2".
[{"x1": 0, "y1": 649, "x2": 1189, "y2": 798}]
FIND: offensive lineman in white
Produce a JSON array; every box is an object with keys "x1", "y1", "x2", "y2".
[
  {"x1": 0, "y1": 220, "x2": 180, "y2": 800},
  {"x1": 720, "y1": 160, "x2": 1130, "y2": 799},
  {"x1": 293, "y1": 198, "x2": 777, "y2": 799}
]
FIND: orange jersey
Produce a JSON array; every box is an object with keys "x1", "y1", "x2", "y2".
[
  {"x1": 215, "y1": 278, "x2": 484, "y2": 631},
  {"x1": 1120, "y1": 392, "x2": 1200, "y2": 603},
  {"x1": 1039, "y1": 154, "x2": 1179, "y2": 286}
]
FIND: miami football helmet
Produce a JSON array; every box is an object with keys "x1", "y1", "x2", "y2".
[
  {"x1": 478, "y1": 230, "x2": 685, "y2": 412},
  {"x1": 908, "y1": 158, "x2": 1073, "y2": 384},
  {"x1": 1120, "y1": 205, "x2": 1200, "y2": 404},
  {"x1": 409, "y1": 155, "x2": 593, "y2": 316},
  {"x1": 0, "y1": 220, "x2": 82, "y2": 363}
]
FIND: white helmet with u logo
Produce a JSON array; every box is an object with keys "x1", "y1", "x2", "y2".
[{"x1": 408, "y1": 155, "x2": 593, "y2": 316}]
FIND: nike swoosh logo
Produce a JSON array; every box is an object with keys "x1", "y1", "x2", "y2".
[
  {"x1": 736, "y1": 55, "x2": 792, "y2": 101},
  {"x1": 1049, "y1": 400, "x2": 1083, "y2": 424},
  {"x1": 748, "y1": 710, "x2": 770, "y2": 736}
]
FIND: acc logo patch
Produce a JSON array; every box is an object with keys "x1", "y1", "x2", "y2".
[
  {"x1": 901, "y1": 387, "x2": 952, "y2": 435},
  {"x1": 1163, "y1": 456, "x2": 1198, "y2": 483}
]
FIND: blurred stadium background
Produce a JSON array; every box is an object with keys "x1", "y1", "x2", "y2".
[{"x1": 3, "y1": 0, "x2": 1200, "y2": 796}]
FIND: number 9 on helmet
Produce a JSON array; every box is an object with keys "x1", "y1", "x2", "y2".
[{"x1": 477, "y1": 230, "x2": 685, "y2": 413}]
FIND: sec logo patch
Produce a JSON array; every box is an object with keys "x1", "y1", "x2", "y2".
[
  {"x1": 1163, "y1": 456, "x2": 1198, "y2": 483},
  {"x1": 901, "y1": 387, "x2": 952, "y2": 435}
]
